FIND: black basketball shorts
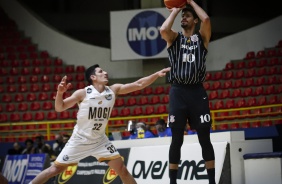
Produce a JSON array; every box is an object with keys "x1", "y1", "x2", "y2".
[{"x1": 168, "y1": 83, "x2": 212, "y2": 130}]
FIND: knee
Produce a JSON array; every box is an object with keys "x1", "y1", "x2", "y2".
[{"x1": 47, "y1": 165, "x2": 67, "y2": 177}]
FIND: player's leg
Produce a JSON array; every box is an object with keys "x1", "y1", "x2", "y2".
[
  {"x1": 29, "y1": 164, "x2": 67, "y2": 184},
  {"x1": 107, "y1": 158, "x2": 137, "y2": 184},
  {"x1": 169, "y1": 127, "x2": 185, "y2": 184},
  {"x1": 196, "y1": 127, "x2": 215, "y2": 184}
]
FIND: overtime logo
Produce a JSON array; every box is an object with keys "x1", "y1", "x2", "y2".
[
  {"x1": 127, "y1": 11, "x2": 166, "y2": 57},
  {"x1": 57, "y1": 165, "x2": 77, "y2": 184}
]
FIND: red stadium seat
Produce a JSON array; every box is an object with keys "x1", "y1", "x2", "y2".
[
  {"x1": 233, "y1": 79, "x2": 243, "y2": 88},
  {"x1": 43, "y1": 67, "x2": 52, "y2": 75},
  {"x1": 215, "y1": 112, "x2": 229, "y2": 121},
  {"x1": 231, "y1": 89, "x2": 242, "y2": 98},
  {"x1": 219, "y1": 89, "x2": 230, "y2": 99},
  {"x1": 251, "y1": 121, "x2": 261, "y2": 128},
  {"x1": 30, "y1": 102, "x2": 41, "y2": 111},
  {"x1": 40, "y1": 75, "x2": 50, "y2": 83},
  {"x1": 247, "y1": 97, "x2": 257, "y2": 107},
  {"x1": 65, "y1": 65, "x2": 75, "y2": 73},
  {"x1": 268, "y1": 66, "x2": 278, "y2": 75},
  {"x1": 208, "y1": 91, "x2": 218, "y2": 100},
  {"x1": 71, "y1": 110, "x2": 78, "y2": 119},
  {"x1": 120, "y1": 108, "x2": 131, "y2": 116},
  {"x1": 138, "y1": 96, "x2": 149, "y2": 105},
  {"x1": 154, "y1": 86, "x2": 165, "y2": 94},
  {"x1": 234, "y1": 70, "x2": 244, "y2": 78},
  {"x1": 126, "y1": 97, "x2": 137, "y2": 106},
  {"x1": 32, "y1": 67, "x2": 41, "y2": 75},
  {"x1": 254, "y1": 77, "x2": 266, "y2": 86},
  {"x1": 133, "y1": 107, "x2": 143, "y2": 116},
  {"x1": 0, "y1": 114, "x2": 8, "y2": 123},
  {"x1": 235, "y1": 61, "x2": 245, "y2": 69},
  {"x1": 256, "y1": 50, "x2": 265, "y2": 58},
  {"x1": 22, "y1": 112, "x2": 33, "y2": 121},
  {"x1": 257, "y1": 96, "x2": 267, "y2": 106},
  {"x1": 223, "y1": 71, "x2": 233, "y2": 80},
  {"x1": 245, "y1": 69, "x2": 256, "y2": 78},
  {"x1": 42, "y1": 58, "x2": 52, "y2": 66},
  {"x1": 111, "y1": 109, "x2": 119, "y2": 117},
  {"x1": 205, "y1": 72, "x2": 212, "y2": 81},
  {"x1": 42, "y1": 101, "x2": 53, "y2": 110},
  {"x1": 76, "y1": 66, "x2": 85, "y2": 73},
  {"x1": 243, "y1": 87, "x2": 253, "y2": 97},
  {"x1": 241, "y1": 122, "x2": 250, "y2": 129},
  {"x1": 253, "y1": 86, "x2": 264, "y2": 96},
  {"x1": 145, "y1": 106, "x2": 155, "y2": 115},
  {"x1": 142, "y1": 87, "x2": 153, "y2": 95},
  {"x1": 10, "y1": 113, "x2": 21, "y2": 122},
  {"x1": 21, "y1": 59, "x2": 31, "y2": 67},
  {"x1": 245, "y1": 51, "x2": 255, "y2": 59},
  {"x1": 150, "y1": 96, "x2": 160, "y2": 104},
  {"x1": 54, "y1": 58, "x2": 63, "y2": 66},
  {"x1": 156, "y1": 105, "x2": 167, "y2": 114},
  {"x1": 76, "y1": 82, "x2": 86, "y2": 89},
  {"x1": 230, "y1": 123, "x2": 240, "y2": 129},
  {"x1": 224, "y1": 62, "x2": 234, "y2": 70},
  {"x1": 266, "y1": 76, "x2": 277, "y2": 85},
  {"x1": 222, "y1": 80, "x2": 232, "y2": 89},
  {"x1": 130, "y1": 90, "x2": 141, "y2": 96},
  {"x1": 236, "y1": 98, "x2": 246, "y2": 108},
  {"x1": 2, "y1": 94, "x2": 12, "y2": 103},
  {"x1": 263, "y1": 85, "x2": 275, "y2": 95},
  {"x1": 18, "y1": 76, "x2": 27, "y2": 83},
  {"x1": 257, "y1": 67, "x2": 267, "y2": 76},
  {"x1": 34, "y1": 112, "x2": 45, "y2": 121},
  {"x1": 217, "y1": 124, "x2": 229, "y2": 130},
  {"x1": 266, "y1": 49, "x2": 276, "y2": 57},
  {"x1": 30, "y1": 84, "x2": 40, "y2": 92},
  {"x1": 244, "y1": 78, "x2": 254, "y2": 87},
  {"x1": 268, "y1": 95, "x2": 278, "y2": 104},
  {"x1": 203, "y1": 82, "x2": 210, "y2": 90},
  {"x1": 75, "y1": 73, "x2": 85, "y2": 81},
  {"x1": 17, "y1": 103, "x2": 28, "y2": 111},
  {"x1": 40, "y1": 51, "x2": 49, "y2": 58},
  {"x1": 6, "y1": 85, "x2": 17, "y2": 93},
  {"x1": 161, "y1": 95, "x2": 169, "y2": 104},
  {"x1": 14, "y1": 93, "x2": 25, "y2": 102},
  {"x1": 262, "y1": 121, "x2": 272, "y2": 127},
  {"x1": 5, "y1": 104, "x2": 16, "y2": 112},
  {"x1": 257, "y1": 59, "x2": 267, "y2": 67},
  {"x1": 41, "y1": 84, "x2": 51, "y2": 92},
  {"x1": 214, "y1": 100, "x2": 224, "y2": 110},
  {"x1": 59, "y1": 111, "x2": 70, "y2": 120},
  {"x1": 211, "y1": 81, "x2": 221, "y2": 90},
  {"x1": 115, "y1": 98, "x2": 124, "y2": 107},
  {"x1": 269, "y1": 57, "x2": 279, "y2": 66},
  {"x1": 165, "y1": 86, "x2": 171, "y2": 94},
  {"x1": 47, "y1": 111, "x2": 57, "y2": 120},
  {"x1": 246, "y1": 60, "x2": 256, "y2": 68},
  {"x1": 225, "y1": 99, "x2": 235, "y2": 109},
  {"x1": 53, "y1": 75, "x2": 62, "y2": 83},
  {"x1": 54, "y1": 67, "x2": 64, "y2": 73},
  {"x1": 212, "y1": 72, "x2": 222, "y2": 80}
]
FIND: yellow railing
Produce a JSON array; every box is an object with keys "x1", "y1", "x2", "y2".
[{"x1": 0, "y1": 104, "x2": 281, "y2": 141}]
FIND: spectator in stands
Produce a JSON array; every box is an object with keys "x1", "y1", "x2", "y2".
[
  {"x1": 62, "y1": 134, "x2": 70, "y2": 145},
  {"x1": 52, "y1": 134, "x2": 63, "y2": 151},
  {"x1": 155, "y1": 119, "x2": 172, "y2": 137},
  {"x1": 53, "y1": 133, "x2": 64, "y2": 156},
  {"x1": 7, "y1": 142, "x2": 23, "y2": 155},
  {"x1": 130, "y1": 122, "x2": 156, "y2": 139},
  {"x1": 22, "y1": 139, "x2": 35, "y2": 154},
  {"x1": 34, "y1": 135, "x2": 50, "y2": 154},
  {"x1": 29, "y1": 64, "x2": 170, "y2": 184},
  {"x1": 160, "y1": 1, "x2": 215, "y2": 184}
]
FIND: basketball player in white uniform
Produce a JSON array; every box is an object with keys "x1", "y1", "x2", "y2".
[{"x1": 30, "y1": 64, "x2": 170, "y2": 184}]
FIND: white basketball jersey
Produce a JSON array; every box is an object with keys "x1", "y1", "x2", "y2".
[{"x1": 73, "y1": 85, "x2": 115, "y2": 143}]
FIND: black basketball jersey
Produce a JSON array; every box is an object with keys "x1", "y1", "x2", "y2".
[{"x1": 167, "y1": 31, "x2": 207, "y2": 84}]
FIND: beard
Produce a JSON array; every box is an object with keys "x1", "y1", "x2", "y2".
[{"x1": 181, "y1": 23, "x2": 188, "y2": 29}]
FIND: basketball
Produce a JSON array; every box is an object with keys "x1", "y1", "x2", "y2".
[{"x1": 164, "y1": 0, "x2": 187, "y2": 9}]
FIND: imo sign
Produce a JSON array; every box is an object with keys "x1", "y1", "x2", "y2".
[{"x1": 127, "y1": 11, "x2": 166, "y2": 57}]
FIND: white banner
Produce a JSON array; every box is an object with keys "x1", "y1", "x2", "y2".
[
  {"x1": 127, "y1": 142, "x2": 227, "y2": 184},
  {"x1": 110, "y1": 8, "x2": 182, "y2": 61}
]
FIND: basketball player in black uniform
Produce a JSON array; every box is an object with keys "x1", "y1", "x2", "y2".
[{"x1": 160, "y1": 0, "x2": 215, "y2": 184}]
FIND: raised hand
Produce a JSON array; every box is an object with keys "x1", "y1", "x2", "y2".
[{"x1": 57, "y1": 76, "x2": 72, "y2": 94}]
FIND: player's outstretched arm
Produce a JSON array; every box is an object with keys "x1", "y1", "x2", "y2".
[{"x1": 110, "y1": 67, "x2": 171, "y2": 95}]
